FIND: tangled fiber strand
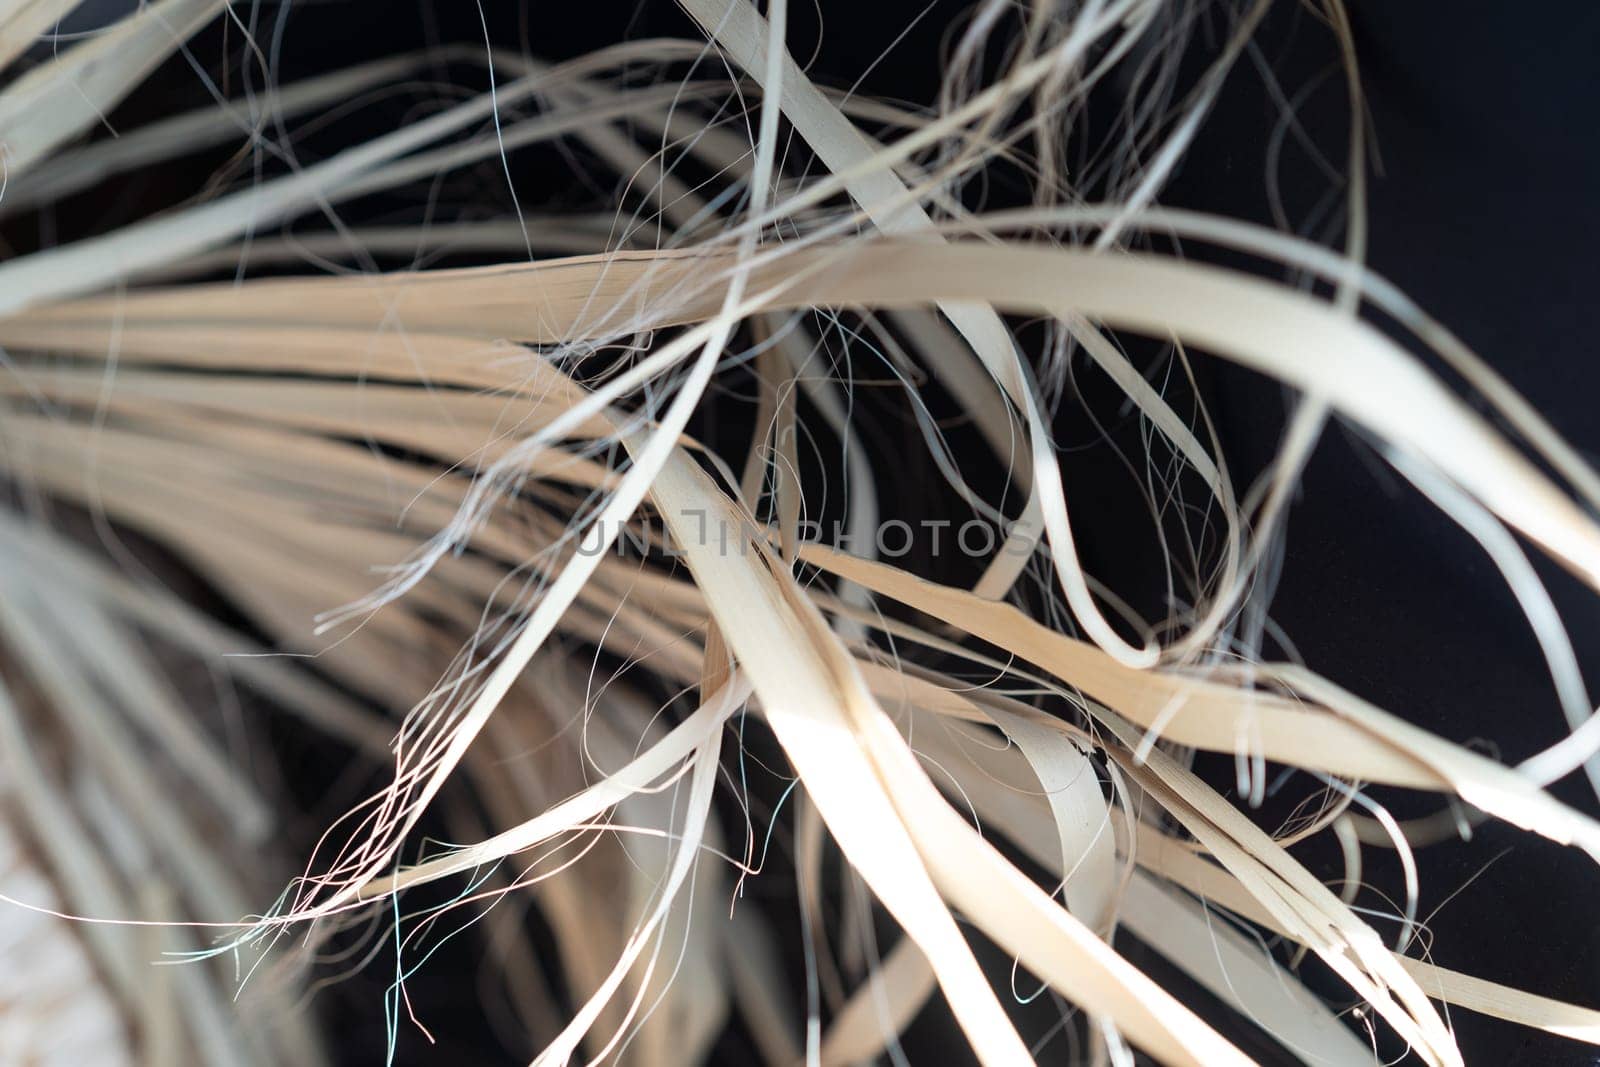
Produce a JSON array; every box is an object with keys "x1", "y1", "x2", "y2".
[{"x1": 0, "y1": 1, "x2": 1598, "y2": 1064}]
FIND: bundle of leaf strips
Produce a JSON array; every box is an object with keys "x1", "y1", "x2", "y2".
[{"x1": 0, "y1": 1, "x2": 1596, "y2": 1064}]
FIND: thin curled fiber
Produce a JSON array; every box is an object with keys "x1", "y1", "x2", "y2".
[{"x1": 0, "y1": 2, "x2": 1597, "y2": 1066}]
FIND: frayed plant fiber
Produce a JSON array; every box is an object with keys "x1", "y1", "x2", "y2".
[{"x1": 0, "y1": 1, "x2": 1596, "y2": 1064}]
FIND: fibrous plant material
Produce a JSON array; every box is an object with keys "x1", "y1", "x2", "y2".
[{"x1": 0, "y1": 1, "x2": 1596, "y2": 1064}]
